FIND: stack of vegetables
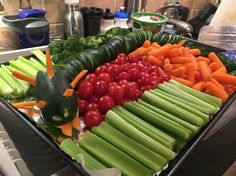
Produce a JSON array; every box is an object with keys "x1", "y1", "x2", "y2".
[{"x1": 61, "y1": 79, "x2": 222, "y2": 175}]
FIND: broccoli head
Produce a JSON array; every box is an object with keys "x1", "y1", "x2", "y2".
[{"x1": 105, "y1": 27, "x2": 130, "y2": 40}]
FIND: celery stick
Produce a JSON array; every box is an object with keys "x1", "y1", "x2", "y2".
[
  {"x1": 18, "y1": 56, "x2": 44, "y2": 73},
  {"x1": 0, "y1": 67, "x2": 23, "y2": 96},
  {"x1": 79, "y1": 131, "x2": 154, "y2": 176},
  {"x1": 60, "y1": 138, "x2": 106, "y2": 170},
  {"x1": 29, "y1": 57, "x2": 46, "y2": 72},
  {"x1": 143, "y1": 91, "x2": 205, "y2": 127},
  {"x1": 9, "y1": 59, "x2": 37, "y2": 79},
  {"x1": 151, "y1": 89, "x2": 209, "y2": 123},
  {"x1": 154, "y1": 88, "x2": 213, "y2": 114},
  {"x1": 31, "y1": 49, "x2": 47, "y2": 66},
  {"x1": 158, "y1": 82, "x2": 216, "y2": 112},
  {"x1": 0, "y1": 76, "x2": 14, "y2": 97},
  {"x1": 92, "y1": 122, "x2": 167, "y2": 171},
  {"x1": 169, "y1": 79, "x2": 222, "y2": 108},
  {"x1": 125, "y1": 101, "x2": 192, "y2": 140},
  {"x1": 2, "y1": 65, "x2": 30, "y2": 95},
  {"x1": 105, "y1": 110, "x2": 176, "y2": 160},
  {"x1": 173, "y1": 137, "x2": 186, "y2": 153},
  {"x1": 138, "y1": 100, "x2": 199, "y2": 134},
  {"x1": 113, "y1": 106, "x2": 175, "y2": 149}
]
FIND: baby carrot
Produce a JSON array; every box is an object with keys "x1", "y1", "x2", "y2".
[
  {"x1": 177, "y1": 39, "x2": 187, "y2": 47},
  {"x1": 163, "y1": 63, "x2": 173, "y2": 73},
  {"x1": 59, "y1": 123, "x2": 72, "y2": 137},
  {"x1": 151, "y1": 42, "x2": 161, "y2": 49},
  {"x1": 197, "y1": 56, "x2": 210, "y2": 64},
  {"x1": 143, "y1": 40, "x2": 151, "y2": 48},
  {"x1": 194, "y1": 71, "x2": 201, "y2": 82},
  {"x1": 186, "y1": 63, "x2": 195, "y2": 83},
  {"x1": 147, "y1": 55, "x2": 163, "y2": 67},
  {"x1": 167, "y1": 48, "x2": 182, "y2": 57},
  {"x1": 212, "y1": 72, "x2": 236, "y2": 85},
  {"x1": 173, "y1": 77, "x2": 194, "y2": 87},
  {"x1": 171, "y1": 56, "x2": 190, "y2": 64},
  {"x1": 139, "y1": 47, "x2": 152, "y2": 56},
  {"x1": 130, "y1": 47, "x2": 142, "y2": 56},
  {"x1": 209, "y1": 78, "x2": 224, "y2": 90},
  {"x1": 208, "y1": 52, "x2": 224, "y2": 67},
  {"x1": 158, "y1": 67, "x2": 166, "y2": 76},
  {"x1": 198, "y1": 61, "x2": 211, "y2": 80},
  {"x1": 147, "y1": 45, "x2": 170, "y2": 57},
  {"x1": 190, "y1": 48, "x2": 201, "y2": 56},
  {"x1": 172, "y1": 64, "x2": 184, "y2": 69},
  {"x1": 164, "y1": 58, "x2": 170, "y2": 64},
  {"x1": 172, "y1": 66, "x2": 186, "y2": 77},
  {"x1": 209, "y1": 62, "x2": 220, "y2": 72},
  {"x1": 214, "y1": 66, "x2": 227, "y2": 74},
  {"x1": 192, "y1": 81, "x2": 206, "y2": 91},
  {"x1": 206, "y1": 82, "x2": 229, "y2": 101}
]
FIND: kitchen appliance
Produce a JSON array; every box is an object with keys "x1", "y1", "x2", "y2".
[
  {"x1": 2, "y1": 9, "x2": 49, "y2": 49},
  {"x1": 64, "y1": 0, "x2": 84, "y2": 38}
]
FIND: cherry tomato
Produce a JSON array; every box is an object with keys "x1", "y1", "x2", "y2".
[
  {"x1": 161, "y1": 75, "x2": 171, "y2": 82},
  {"x1": 109, "y1": 82, "x2": 119, "y2": 87},
  {"x1": 116, "y1": 98, "x2": 131, "y2": 106},
  {"x1": 140, "y1": 85, "x2": 153, "y2": 92},
  {"x1": 85, "y1": 74, "x2": 97, "y2": 84},
  {"x1": 140, "y1": 74, "x2": 151, "y2": 86},
  {"x1": 127, "y1": 54, "x2": 140, "y2": 63},
  {"x1": 94, "y1": 81, "x2": 108, "y2": 97},
  {"x1": 116, "y1": 53, "x2": 127, "y2": 64},
  {"x1": 94, "y1": 65, "x2": 107, "y2": 75},
  {"x1": 106, "y1": 64, "x2": 122, "y2": 78},
  {"x1": 127, "y1": 68, "x2": 140, "y2": 81},
  {"x1": 124, "y1": 83, "x2": 138, "y2": 99},
  {"x1": 78, "y1": 81, "x2": 94, "y2": 99},
  {"x1": 84, "y1": 111, "x2": 103, "y2": 128},
  {"x1": 87, "y1": 103, "x2": 98, "y2": 111},
  {"x1": 97, "y1": 73, "x2": 112, "y2": 84},
  {"x1": 108, "y1": 85, "x2": 125, "y2": 101},
  {"x1": 119, "y1": 72, "x2": 130, "y2": 81},
  {"x1": 121, "y1": 63, "x2": 131, "y2": 72},
  {"x1": 78, "y1": 99, "x2": 88, "y2": 114},
  {"x1": 98, "y1": 96, "x2": 115, "y2": 114},
  {"x1": 133, "y1": 89, "x2": 143, "y2": 100},
  {"x1": 88, "y1": 95, "x2": 99, "y2": 103}
]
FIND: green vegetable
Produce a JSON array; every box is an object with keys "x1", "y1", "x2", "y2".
[
  {"x1": 105, "y1": 27, "x2": 130, "y2": 40},
  {"x1": 230, "y1": 70, "x2": 236, "y2": 75},
  {"x1": 60, "y1": 138, "x2": 106, "y2": 170},
  {"x1": 142, "y1": 91, "x2": 204, "y2": 127},
  {"x1": 113, "y1": 106, "x2": 175, "y2": 149},
  {"x1": 18, "y1": 56, "x2": 46, "y2": 73},
  {"x1": 29, "y1": 57, "x2": 46, "y2": 72},
  {"x1": 0, "y1": 75, "x2": 14, "y2": 97},
  {"x1": 124, "y1": 102, "x2": 192, "y2": 140},
  {"x1": 92, "y1": 122, "x2": 167, "y2": 171},
  {"x1": 31, "y1": 49, "x2": 47, "y2": 66},
  {"x1": 169, "y1": 79, "x2": 222, "y2": 109},
  {"x1": 137, "y1": 99, "x2": 199, "y2": 134},
  {"x1": 78, "y1": 131, "x2": 153, "y2": 176},
  {"x1": 105, "y1": 110, "x2": 176, "y2": 160}
]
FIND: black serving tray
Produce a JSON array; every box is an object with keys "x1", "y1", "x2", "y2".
[{"x1": 0, "y1": 38, "x2": 236, "y2": 176}]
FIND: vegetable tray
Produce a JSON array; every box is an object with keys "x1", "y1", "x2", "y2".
[{"x1": 1, "y1": 36, "x2": 236, "y2": 176}]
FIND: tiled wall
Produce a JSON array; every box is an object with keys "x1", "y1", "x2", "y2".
[{"x1": 2, "y1": 0, "x2": 213, "y2": 23}]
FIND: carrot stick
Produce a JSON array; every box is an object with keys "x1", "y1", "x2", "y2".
[
  {"x1": 72, "y1": 115, "x2": 80, "y2": 130},
  {"x1": 151, "y1": 42, "x2": 161, "y2": 49},
  {"x1": 164, "y1": 58, "x2": 170, "y2": 64},
  {"x1": 130, "y1": 47, "x2": 142, "y2": 56},
  {"x1": 192, "y1": 81, "x2": 206, "y2": 91},
  {"x1": 209, "y1": 62, "x2": 220, "y2": 72},
  {"x1": 142, "y1": 40, "x2": 151, "y2": 48},
  {"x1": 71, "y1": 70, "x2": 88, "y2": 88},
  {"x1": 209, "y1": 78, "x2": 224, "y2": 90},
  {"x1": 147, "y1": 55, "x2": 163, "y2": 67},
  {"x1": 190, "y1": 48, "x2": 201, "y2": 56},
  {"x1": 208, "y1": 52, "x2": 224, "y2": 67},
  {"x1": 156, "y1": 55, "x2": 165, "y2": 61},
  {"x1": 147, "y1": 45, "x2": 170, "y2": 57},
  {"x1": 172, "y1": 64, "x2": 184, "y2": 69},
  {"x1": 177, "y1": 39, "x2": 186, "y2": 47},
  {"x1": 206, "y1": 82, "x2": 229, "y2": 101},
  {"x1": 198, "y1": 61, "x2": 211, "y2": 80},
  {"x1": 13, "y1": 101, "x2": 37, "y2": 109},
  {"x1": 172, "y1": 66, "x2": 186, "y2": 77},
  {"x1": 183, "y1": 47, "x2": 191, "y2": 57},
  {"x1": 63, "y1": 89, "x2": 74, "y2": 97},
  {"x1": 212, "y1": 72, "x2": 236, "y2": 85},
  {"x1": 46, "y1": 48, "x2": 54, "y2": 78},
  {"x1": 167, "y1": 48, "x2": 182, "y2": 57},
  {"x1": 12, "y1": 71, "x2": 36, "y2": 86},
  {"x1": 214, "y1": 66, "x2": 227, "y2": 74},
  {"x1": 173, "y1": 77, "x2": 194, "y2": 87},
  {"x1": 37, "y1": 100, "x2": 47, "y2": 108},
  {"x1": 171, "y1": 56, "x2": 190, "y2": 64},
  {"x1": 197, "y1": 56, "x2": 210, "y2": 64},
  {"x1": 194, "y1": 71, "x2": 201, "y2": 81},
  {"x1": 186, "y1": 63, "x2": 195, "y2": 83},
  {"x1": 158, "y1": 67, "x2": 166, "y2": 76},
  {"x1": 163, "y1": 63, "x2": 173, "y2": 73},
  {"x1": 59, "y1": 123, "x2": 72, "y2": 137},
  {"x1": 139, "y1": 47, "x2": 152, "y2": 56}
]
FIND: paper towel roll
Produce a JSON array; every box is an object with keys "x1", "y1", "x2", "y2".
[{"x1": 210, "y1": 0, "x2": 236, "y2": 26}]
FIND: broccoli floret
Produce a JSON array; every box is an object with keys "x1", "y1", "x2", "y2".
[
  {"x1": 48, "y1": 40, "x2": 64, "y2": 55},
  {"x1": 83, "y1": 35, "x2": 107, "y2": 49},
  {"x1": 52, "y1": 50, "x2": 73, "y2": 63},
  {"x1": 105, "y1": 27, "x2": 130, "y2": 40},
  {"x1": 63, "y1": 35, "x2": 83, "y2": 52}
]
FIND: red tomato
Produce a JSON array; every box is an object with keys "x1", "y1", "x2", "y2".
[
  {"x1": 127, "y1": 68, "x2": 140, "y2": 81},
  {"x1": 119, "y1": 72, "x2": 130, "y2": 81},
  {"x1": 87, "y1": 95, "x2": 99, "y2": 103},
  {"x1": 94, "y1": 65, "x2": 107, "y2": 75},
  {"x1": 140, "y1": 74, "x2": 151, "y2": 86},
  {"x1": 116, "y1": 53, "x2": 126, "y2": 64},
  {"x1": 78, "y1": 81, "x2": 94, "y2": 99},
  {"x1": 133, "y1": 89, "x2": 143, "y2": 100},
  {"x1": 161, "y1": 75, "x2": 171, "y2": 82},
  {"x1": 106, "y1": 64, "x2": 122, "y2": 78},
  {"x1": 97, "y1": 73, "x2": 112, "y2": 84},
  {"x1": 124, "y1": 83, "x2": 138, "y2": 99},
  {"x1": 116, "y1": 98, "x2": 131, "y2": 106},
  {"x1": 87, "y1": 103, "x2": 98, "y2": 111},
  {"x1": 98, "y1": 96, "x2": 115, "y2": 114},
  {"x1": 78, "y1": 99, "x2": 88, "y2": 114},
  {"x1": 94, "y1": 81, "x2": 108, "y2": 97},
  {"x1": 108, "y1": 85, "x2": 125, "y2": 101},
  {"x1": 121, "y1": 63, "x2": 131, "y2": 72},
  {"x1": 85, "y1": 74, "x2": 97, "y2": 84},
  {"x1": 109, "y1": 82, "x2": 119, "y2": 87},
  {"x1": 127, "y1": 54, "x2": 140, "y2": 63},
  {"x1": 84, "y1": 111, "x2": 103, "y2": 128}
]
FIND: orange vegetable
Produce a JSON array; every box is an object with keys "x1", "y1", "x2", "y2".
[
  {"x1": 163, "y1": 63, "x2": 173, "y2": 73},
  {"x1": 172, "y1": 64, "x2": 184, "y2": 69},
  {"x1": 147, "y1": 55, "x2": 163, "y2": 67},
  {"x1": 186, "y1": 63, "x2": 195, "y2": 83},
  {"x1": 190, "y1": 48, "x2": 201, "y2": 56},
  {"x1": 212, "y1": 72, "x2": 236, "y2": 86},
  {"x1": 72, "y1": 116, "x2": 80, "y2": 130},
  {"x1": 71, "y1": 70, "x2": 88, "y2": 88},
  {"x1": 143, "y1": 40, "x2": 151, "y2": 48},
  {"x1": 12, "y1": 71, "x2": 36, "y2": 86},
  {"x1": 167, "y1": 48, "x2": 182, "y2": 57},
  {"x1": 209, "y1": 62, "x2": 220, "y2": 72},
  {"x1": 206, "y1": 82, "x2": 229, "y2": 101},
  {"x1": 46, "y1": 48, "x2": 55, "y2": 78},
  {"x1": 158, "y1": 67, "x2": 166, "y2": 76},
  {"x1": 171, "y1": 56, "x2": 190, "y2": 64},
  {"x1": 172, "y1": 66, "x2": 186, "y2": 77},
  {"x1": 198, "y1": 61, "x2": 211, "y2": 80},
  {"x1": 164, "y1": 58, "x2": 170, "y2": 64},
  {"x1": 59, "y1": 123, "x2": 73, "y2": 137},
  {"x1": 209, "y1": 78, "x2": 224, "y2": 90},
  {"x1": 13, "y1": 101, "x2": 37, "y2": 109},
  {"x1": 173, "y1": 77, "x2": 194, "y2": 87},
  {"x1": 197, "y1": 56, "x2": 210, "y2": 64},
  {"x1": 63, "y1": 89, "x2": 74, "y2": 97},
  {"x1": 208, "y1": 52, "x2": 224, "y2": 67},
  {"x1": 151, "y1": 42, "x2": 161, "y2": 49},
  {"x1": 177, "y1": 39, "x2": 186, "y2": 47},
  {"x1": 147, "y1": 45, "x2": 170, "y2": 57},
  {"x1": 131, "y1": 47, "x2": 142, "y2": 56},
  {"x1": 192, "y1": 81, "x2": 206, "y2": 91},
  {"x1": 139, "y1": 47, "x2": 152, "y2": 56}
]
